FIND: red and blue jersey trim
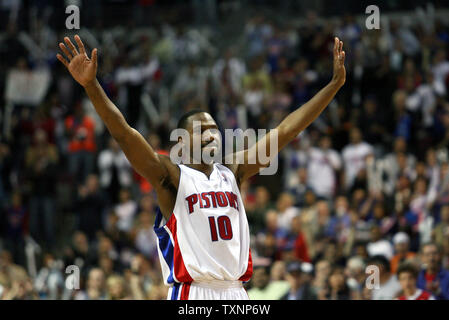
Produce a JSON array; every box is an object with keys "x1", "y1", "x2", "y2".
[{"x1": 154, "y1": 207, "x2": 193, "y2": 285}]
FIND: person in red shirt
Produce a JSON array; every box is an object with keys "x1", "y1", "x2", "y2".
[
  {"x1": 396, "y1": 263, "x2": 435, "y2": 300},
  {"x1": 65, "y1": 103, "x2": 97, "y2": 183},
  {"x1": 390, "y1": 232, "x2": 416, "y2": 274}
]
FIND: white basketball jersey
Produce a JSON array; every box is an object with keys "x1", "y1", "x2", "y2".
[{"x1": 154, "y1": 163, "x2": 253, "y2": 288}]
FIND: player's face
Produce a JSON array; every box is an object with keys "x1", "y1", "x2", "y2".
[{"x1": 185, "y1": 112, "x2": 221, "y2": 163}]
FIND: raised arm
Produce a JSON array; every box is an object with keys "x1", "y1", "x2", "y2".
[
  {"x1": 57, "y1": 36, "x2": 178, "y2": 215},
  {"x1": 233, "y1": 37, "x2": 346, "y2": 182}
]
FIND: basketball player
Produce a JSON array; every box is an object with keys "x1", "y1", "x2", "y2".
[{"x1": 56, "y1": 35, "x2": 346, "y2": 300}]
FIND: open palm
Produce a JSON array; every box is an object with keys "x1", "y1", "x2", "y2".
[
  {"x1": 57, "y1": 35, "x2": 98, "y2": 87},
  {"x1": 332, "y1": 37, "x2": 346, "y2": 88}
]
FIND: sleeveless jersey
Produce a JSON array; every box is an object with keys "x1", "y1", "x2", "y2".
[{"x1": 154, "y1": 163, "x2": 253, "y2": 285}]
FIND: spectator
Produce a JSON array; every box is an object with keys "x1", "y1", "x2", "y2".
[
  {"x1": 281, "y1": 261, "x2": 317, "y2": 300},
  {"x1": 306, "y1": 135, "x2": 342, "y2": 199},
  {"x1": 342, "y1": 128, "x2": 374, "y2": 190},
  {"x1": 114, "y1": 188, "x2": 138, "y2": 233},
  {"x1": 2, "y1": 191, "x2": 27, "y2": 266},
  {"x1": 417, "y1": 243, "x2": 449, "y2": 300},
  {"x1": 75, "y1": 268, "x2": 106, "y2": 300},
  {"x1": 397, "y1": 263, "x2": 435, "y2": 300},
  {"x1": 74, "y1": 175, "x2": 106, "y2": 240},
  {"x1": 276, "y1": 192, "x2": 299, "y2": 232},
  {"x1": 390, "y1": 232, "x2": 416, "y2": 274},
  {"x1": 433, "y1": 205, "x2": 449, "y2": 247},
  {"x1": 368, "y1": 255, "x2": 402, "y2": 300},
  {"x1": 105, "y1": 274, "x2": 130, "y2": 300},
  {"x1": 247, "y1": 265, "x2": 289, "y2": 300},
  {"x1": 65, "y1": 104, "x2": 97, "y2": 184},
  {"x1": 98, "y1": 137, "x2": 132, "y2": 204},
  {"x1": 367, "y1": 225, "x2": 394, "y2": 260},
  {"x1": 25, "y1": 129, "x2": 58, "y2": 247},
  {"x1": 131, "y1": 211, "x2": 158, "y2": 261},
  {"x1": 320, "y1": 266, "x2": 351, "y2": 300}
]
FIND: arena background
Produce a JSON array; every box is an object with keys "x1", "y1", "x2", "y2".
[{"x1": 1, "y1": 0, "x2": 449, "y2": 300}]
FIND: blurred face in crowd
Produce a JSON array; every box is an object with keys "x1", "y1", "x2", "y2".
[
  {"x1": 88, "y1": 268, "x2": 105, "y2": 292},
  {"x1": 396, "y1": 153, "x2": 407, "y2": 171},
  {"x1": 119, "y1": 189, "x2": 131, "y2": 203},
  {"x1": 98, "y1": 237, "x2": 114, "y2": 255},
  {"x1": 355, "y1": 244, "x2": 368, "y2": 259},
  {"x1": 86, "y1": 174, "x2": 99, "y2": 193},
  {"x1": 414, "y1": 178, "x2": 427, "y2": 195},
  {"x1": 393, "y1": 137, "x2": 407, "y2": 154},
  {"x1": 393, "y1": 90, "x2": 406, "y2": 112},
  {"x1": 252, "y1": 267, "x2": 270, "y2": 289},
  {"x1": 73, "y1": 231, "x2": 89, "y2": 253},
  {"x1": 328, "y1": 267, "x2": 346, "y2": 291},
  {"x1": 304, "y1": 190, "x2": 316, "y2": 207},
  {"x1": 43, "y1": 253, "x2": 55, "y2": 268},
  {"x1": 99, "y1": 256, "x2": 114, "y2": 276},
  {"x1": 255, "y1": 186, "x2": 270, "y2": 207},
  {"x1": 349, "y1": 128, "x2": 362, "y2": 144},
  {"x1": 373, "y1": 203, "x2": 386, "y2": 220},
  {"x1": 352, "y1": 189, "x2": 366, "y2": 205},
  {"x1": 286, "y1": 270, "x2": 303, "y2": 291},
  {"x1": 107, "y1": 276, "x2": 125, "y2": 300},
  {"x1": 324, "y1": 242, "x2": 338, "y2": 263},
  {"x1": 346, "y1": 257, "x2": 365, "y2": 280},
  {"x1": 434, "y1": 49, "x2": 447, "y2": 64},
  {"x1": 34, "y1": 129, "x2": 48, "y2": 146},
  {"x1": 315, "y1": 260, "x2": 331, "y2": 281},
  {"x1": 11, "y1": 192, "x2": 22, "y2": 207},
  {"x1": 395, "y1": 240, "x2": 409, "y2": 255},
  {"x1": 138, "y1": 211, "x2": 153, "y2": 228},
  {"x1": 335, "y1": 196, "x2": 348, "y2": 217},
  {"x1": 398, "y1": 271, "x2": 416, "y2": 294},
  {"x1": 270, "y1": 261, "x2": 286, "y2": 281},
  {"x1": 421, "y1": 244, "x2": 440, "y2": 272},
  {"x1": 317, "y1": 201, "x2": 330, "y2": 223},
  {"x1": 426, "y1": 149, "x2": 437, "y2": 167},
  {"x1": 363, "y1": 98, "x2": 377, "y2": 115},
  {"x1": 265, "y1": 210, "x2": 278, "y2": 232},
  {"x1": 440, "y1": 205, "x2": 449, "y2": 223},
  {"x1": 319, "y1": 136, "x2": 331, "y2": 150},
  {"x1": 140, "y1": 194, "x2": 154, "y2": 213},
  {"x1": 415, "y1": 161, "x2": 426, "y2": 178},
  {"x1": 370, "y1": 226, "x2": 382, "y2": 242},
  {"x1": 291, "y1": 216, "x2": 302, "y2": 234},
  {"x1": 276, "y1": 193, "x2": 294, "y2": 212},
  {"x1": 297, "y1": 167, "x2": 307, "y2": 184}
]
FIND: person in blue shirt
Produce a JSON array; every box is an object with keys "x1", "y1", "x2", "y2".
[{"x1": 417, "y1": 242, "x2": 449, "y2": 300}]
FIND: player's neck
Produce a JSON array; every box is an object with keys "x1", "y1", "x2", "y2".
[{"x1": 185, "y1": 162, "x2": 215, "y2": 178}]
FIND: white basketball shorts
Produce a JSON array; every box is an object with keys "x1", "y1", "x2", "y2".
[{"x1": 167, "y1": 280, "x2": 250, "y2": 300}]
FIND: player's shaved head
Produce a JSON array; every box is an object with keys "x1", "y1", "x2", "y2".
[{"x1": 177, "y1": 109, "x2": 208, "y2": 130}]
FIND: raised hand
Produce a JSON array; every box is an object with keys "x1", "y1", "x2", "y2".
[
  {"x1": 332, "y1": 37, "x2": 346, "y2": 88},
  {"x1": 57, "y1": 35, "x2": 98, "y2": 87}
]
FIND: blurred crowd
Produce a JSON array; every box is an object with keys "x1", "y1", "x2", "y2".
[{"x1": 1, "y1": 1, "x2": 449, "y2": 300}]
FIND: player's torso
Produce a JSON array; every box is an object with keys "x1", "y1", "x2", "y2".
[{"x1": 157, "y1": 163, "x2": 252, "y2": 283}]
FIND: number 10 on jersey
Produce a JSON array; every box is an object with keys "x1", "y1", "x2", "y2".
[{"x1": 208, "y1": 216, "x2": 233, "y2": 241}]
